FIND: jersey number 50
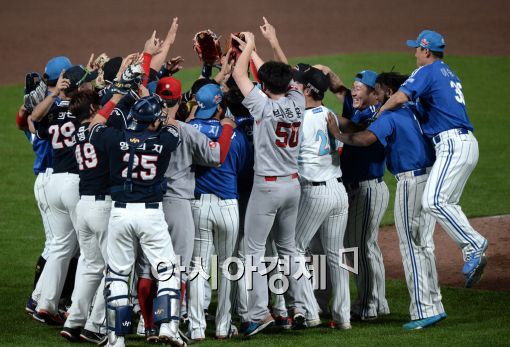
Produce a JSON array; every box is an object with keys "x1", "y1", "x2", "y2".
[{"x1": 275, "y1": 121, "x2": 301, "y2": 148}]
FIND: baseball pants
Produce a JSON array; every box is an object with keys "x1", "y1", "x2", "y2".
[
  {"x1": 395, "y1": 170, "x2": 445, "y2": 320},
  {"x1": 34, "y1": 168, "x2": 54, "y2": 260},
  {"x1": 422, "y1": 130, "x2": 486, "y2": 255},
  {"x1": 65, "y1": 195, "x2": 110, "y2": 329},
  {"x1": 34, "y1": 172, "x2": 80, "y2": 314},
  {"x1": 295, "y1": 178, "x2": 350, "y2": 324},
  {"x1": 106, "y1": 203, "x2": 180, "y2": 335},
  {"x1": 242, "y1": 175, "x2": 306, "y2": 322},
  {"x1": 188, "y1": 194, "x2": 239, "y2": 338},
  {"x1": 346, "y1": 178, "x2": 389, "y2": 319}
]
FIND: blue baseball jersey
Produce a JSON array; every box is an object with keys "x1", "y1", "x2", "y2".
[
  {"x1": 74, "y1": 122, "x2": 111, "y2": 195},
  {"x1": 34, "y1": 99, "x2": 79, "y2": 174},
  {"x1": 189, "y1": 118, "x2": 252, "y2": 199},
  {"x1": 24, "y1": 130, "x2": 52, "y2": 175},
  {"x1": 399, "y1": 60, "x2": 474, "y2": 138},
  {"x1": 341, "y1": 95, "x2": 386, "y2": 183},
  {"x1": 89, "y1": 124, "x2": 180, "y2": 203},
  {"x1": 368, "y1": 105, "x2": 435, "y2": 175}
]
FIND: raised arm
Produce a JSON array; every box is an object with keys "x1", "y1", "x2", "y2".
[
  {"x1": 232, "y1": 32, "x2": 256, "y2": 97},
  {"x1": 150, "y1": 18, "x2": 179, "y2": 71},
  {"x1": 259, "y1": 17, "x2": 288, "y2": 64},
  {"x1": 31, "y1": 71, "x2": 69, "y2": 122},
  {"x1": 376, "y1": 91, "x2": 409, "y2": 117},
  {"x1": 314, "y1": 64, "x2": 348, "y2": 103}
]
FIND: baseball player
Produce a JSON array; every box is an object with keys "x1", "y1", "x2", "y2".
[
  {"x1": 187, "y1": 83, "x2": 251, "y2": 340},
  {"x1": 377, "y1": 30, "x2": 488, "y2": 288},
  {"x1": 89, "y1": 94, "x2": 184, "y2": 347},
  {"x1": 30, "y1": 64, "x2": 97, "y2": 324},
  {"x1": 336, "y1": 70, "x2": 390, "y2": 320},
  {"x1": 293, "y1": 66, "x2": 351, "y2": 329},
  {"x1": 59, "y1": 89, "x2": 110, "y2": 343},
  {"x1": 328, "y1": 71, "x2": 447, "y2": 329},
  {"x1": 232, "y1": 31, "x2": 307, "y2": 336}
]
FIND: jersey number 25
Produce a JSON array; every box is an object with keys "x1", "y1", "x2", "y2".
[{"x1": 121, "y1": 154, "x2": 157, "y2": 180}]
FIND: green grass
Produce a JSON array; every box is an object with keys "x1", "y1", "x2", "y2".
[{"x1": 0, "y1": 52, "x2": 509, "y2": 345}]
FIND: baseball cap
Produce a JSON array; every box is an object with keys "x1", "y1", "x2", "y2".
[
  {"x1": 406, "y1": 30, "x2": 446, "y2": 52},
  {"x1": 195, "y1": 84, "x2": 224, "y2": 119},
  {"x1": 296, "y1": 67, "x2": 329, "y2": 97},
  {"x1": 64, "y1": 65, "x2": 98, "y2": 93},
  {"x1": 355, "y1": 70, "x2": 378, "y2": 89},
  {"x1": 44, "y1": 56, "x2": 72, "y2": 81},
  {"x1": 292, "y1": 63, "x2": 312, "y2": 81},
  {"x1": 102, "y1": 56, "x2": 122, "y2": 84},
  {"x1": 156, "y1": 77, "x2": 182, "y2": 101}
]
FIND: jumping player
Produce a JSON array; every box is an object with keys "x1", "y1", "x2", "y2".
[{"x1": 377, "y1": 30, "x2": 488, "y2": 287}]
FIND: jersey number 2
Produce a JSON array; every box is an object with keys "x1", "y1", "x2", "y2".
[
  {"x1": 316, "y1": 130, "x2": 331, "y2": 155},
  {"x1": 275, "y1": 121, "x2": 301, "y2": 148},
  {"x1": 121, "y1": 154, "x2": 157, "y2": 180}
]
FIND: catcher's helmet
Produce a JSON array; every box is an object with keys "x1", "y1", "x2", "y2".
[{"x1": 128, "y1": 95, "x2": 166, "y2": 131}]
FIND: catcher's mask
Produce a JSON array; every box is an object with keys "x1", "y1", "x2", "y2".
[{"x1": 128, "y1": 95, "x2": 167, "y2": 131}]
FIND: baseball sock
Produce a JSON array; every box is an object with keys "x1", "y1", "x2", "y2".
[
  {"x1": 138, "y1": 278, "x2": 157, "y2": 329},
  {"x1": 60, "y1": 257, "x2": 78, "y2": 306},
  {"x1": 33, "y1": 255, "x2": 46, "y2": 289}
]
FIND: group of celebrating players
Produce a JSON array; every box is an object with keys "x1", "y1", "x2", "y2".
[{"x1": 17, "y1": 17, "x2": 488, "y2": 347}]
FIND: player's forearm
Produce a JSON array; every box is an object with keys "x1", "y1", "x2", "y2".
[
  {"x1": 379, "y1": 91, "x2": 409, "y2": 115},
  {"x1": 336, "y1": 131, "x2": 375, "y2": 147},
  {"x1": 233, "y1": 44, "x2": 255, "y2": 96},
  {"x1": 269, "y1": 39, "x2": 288, "y2": 64},
  {"x1": 30, "y1": 93, "x2": 57, "y2": 122},
  {"x1": 89, "y1": 94, "x2": 122, "y2": 128}
]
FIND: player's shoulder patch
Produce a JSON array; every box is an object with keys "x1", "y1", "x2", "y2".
[{"x1": 312, "y1": 106, "x2": 323, "y2": 114}]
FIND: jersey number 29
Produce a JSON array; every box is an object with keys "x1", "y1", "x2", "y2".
[{"x1": 275, "y1": 121, "x2": 301, "y2": 148}]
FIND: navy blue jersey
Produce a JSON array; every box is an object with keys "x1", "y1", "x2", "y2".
[
  {"x1": 74, "y1": 122, "x2": 111, "y2": 195},
  {"x1": 189, "y1": 118, "x2": 252, "y2": 199},
  {"x1": 35, "y1": 99, "x2": 79, "y2": 174},
  {"x1": 368, "y1": 105, "x2": 435, "y2": 175},
  {"x1": 399, "y1": 60, "x2": 473, "y2": 138},
  {"x1": 89, "y1": 123, "x2": 180, "y2": 203},
  {"x1": 24, "y1": 130, "x2": 53, "y2": 175},
  {"x1": 234, "y1": 115, "x2": 255, "y2": 193},
  {"x1": 340, "y1": 96, "x2": 386, "y2": 183}
]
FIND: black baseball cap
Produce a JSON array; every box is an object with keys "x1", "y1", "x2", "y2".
[
  {"x1": 64, "y1": 65, "x2": 98, "y2": 93},
  {"x1": 292, "y1": 63, "x2": 311, "y2": 82},
  {"x1": 102, "y1": 57, "x2": 122, "y2": 84},
  {"x1": 295, "y1": 67, "x2": 329, "y2": 97}
]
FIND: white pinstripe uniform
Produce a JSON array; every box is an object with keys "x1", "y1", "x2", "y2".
[
  {"x1": 367, "y1": 105, "x2": 445, "y2": 320},
  {"x1": 295, "y1": 105, "x2": 350, "y2": 324}
]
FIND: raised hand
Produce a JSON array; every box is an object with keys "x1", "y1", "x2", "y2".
[
  {"x1": 166, "y1": 56, "x2": 184, "y2": 74},
  {"x1": 166, "y1": 17, "x2": 179, "y2": 46},
  {"x1": 144, "y1": 30, "x2": 163, "y2": 55},
  {"x1": 54, "y1": 70, "x2": 70, "y2": 96},
  {"x1": 259, "y1": 17, "x2": 277, "y2": 43},
  {"x1": 240, "y1": 32, "x2": 255, "y2": 50},
  {"x1": 86, "y1": 53, "x2": 96, "y2": 71},
  {"x1": 327, "y1": 112, "x2": 342, "y2": 139}
]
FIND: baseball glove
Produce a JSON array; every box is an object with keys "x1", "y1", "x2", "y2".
[
  {"x1": 23, "y1": 72, "x2": 47, "y2": 112},
  {"x1": 193, "y1": 30, "x2": 222, "y2": 65},
  {"x1": 226, "y1": 32, "x2": 245, "y2": 62},
  {"x1": 111, "y1": 64, "x2": 144, "y2": 95},
  {"x1": 92, "y1": 53, "x2": 110, "y2": 89}
]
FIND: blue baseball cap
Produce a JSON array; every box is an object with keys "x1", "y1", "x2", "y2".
[
  {"x1": 406, "y1": 30, "x2": 446, "y2": 52},
  {"x1": 44, "y1": 56, "x2": 72, "y2": 81},
  {"x1": 195, "y1": 84, "x2": 223, "y2": 119},
  {"x1": 355, "y1": 70, "x2": 378, "y2": 89}
]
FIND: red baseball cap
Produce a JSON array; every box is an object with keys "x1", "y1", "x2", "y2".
[{"x1": 156, "y1": 77, "x2": 182, "y2": 100}]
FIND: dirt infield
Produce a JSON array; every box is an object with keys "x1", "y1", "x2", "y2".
[
  {"x1": 380, "y1": 215, "x2": 510, "y2": 291},
  {"x1": 1, "y1": 0, "x2": 509, "y2": 85},
  {"x1": 1, "y1": 0, "x2": 508, "y2": 291}
]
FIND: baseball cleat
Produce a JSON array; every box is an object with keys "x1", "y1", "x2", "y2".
[
  {"x1": 216, "y1": 324, "x2": 239, "y2": 339},
  {"x1": 25, "y1": 297, "x2": 37, "y2": 314},
  {"x1": 463, "y1": 240, "x2": 488, "y2": 288},
  {"x1": 306, "y1": 318, "x2": 322, "y2": 328},
  {"x1": 291, "y1": 312, "x2": 306, "y2": 330},
  {"x1": 242, "y1": 314, "x2": 275, "y2": 336},
  {"x1": 403, "y1": 314, "x2": 444, "y2": 330},
  {"x1": 273, "y1": 315, "x2": 292, "y2": 330},
  {"x1": 136, "y1": 315, "x2": 145, "y2": 336},
  {"x1": 145, "y1": 328, "x2": 159, "y2": 343},
  {"x1": 106, "y1": 331, "x2": 125, "y2": 347},
  {"x1": 33, "y1": 309, "x2": 65, "y2": 325},
  {"x1": 80, "y1": 329, "x2": 107, "y2": 345},
  {"x1": 328, "y1": 321, "x2": 352, "y2": 330},
  {"x1": 159, "y1": 323, "x2": 187, "y2": 346},
  {"x1": 350, "y1": 311, "x2": 377, "y2": 322},
  {"x1": 60, "y1": 326, "x2": 82, "y2": 342}
]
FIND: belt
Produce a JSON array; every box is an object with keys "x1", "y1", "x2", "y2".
[
  {"x1": 311, "y1": 177, "x2": 343, "y2": 186},
  {"x1": 264, "y1": 173, "x2": 299, "y2": 182},
  {"x1": 432, "y1": 128, "x2": 469, "y2": 145},
  {"x1": 114, "y1": 201, "x2": 160, "y2": 209},
  {"x1": 346, "y1": 177, "x2": 383, "y2": 189},
  {"x1": 81, "y1": 194, "x2": 109, "y2": 201},
  {"x1": 395, "y1": 167, "x2": 431, "y2": 181}
]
